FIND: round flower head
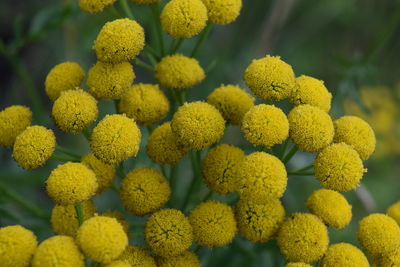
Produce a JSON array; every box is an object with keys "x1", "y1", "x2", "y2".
[
  {"x1": 118, "y1": 246, "x2": 156, "y2": 267},
  {"x1": 306, "y1": 189, "x2": 352, "y2": 229},
  {"x1": 207, "y1": 84, "x2": 254, "y2": 125},
  {"x1": 202, "y1": 144, "x2": 245, "y2": 195},
  {"x1": 290, "y1": 75, "x2": 332, "y2": 112},
  {"x1": 321, "y1": 243, "x2": 369, "y2": 267},
  {"x1": 242, "y1": 104, "x2": 289, "y2": 147},
  {"x1": 235, "y1": 198, "x2": 285, "y2": 243},
  {"x1": 52, "y1": 89, "x2": 98, "y2": 133},
  {"x1": 12, "y1": 126, "x2": 56, "y2": 169},
  {"x1": 32, "y1": 235, "x2": 84, "y2": 267},
  {"x1": 285, "y1": 263, "x2": 313, "y2": 267},
  {"x1": 94, "y1": 18, "x2": 145, "y2": 63},
  {"x1": 130, "y1": 0, "x2": 159, "y2": 4},
  {"x1": 91, "y1": 114, "x2": 141, "y2": 164},
  {"x1": 0, "y1": 105, "x2": 32, "y2": 147},
  {"x1": 46, "y1": 162, "x2": 98, "y2": 205},
  {"x1": 161, "y1": 0, "x2": 208, "y2": 38},
  {"x1": 314, "y1": 143, "x2": 365, "y2": 192},
  {"x1": 79, "y1": 0, "x2": 117, "y2": 13},
  {"x1": 120, "y1": 168, "x2": 171, "y2": 216},
  {"x1": 171, "y1": 102, "x2": 225, "y2": 150},
  {"x1": 377, "y1": 246, "x2": 400, "y2": 267},
  {"x1": 244, "y1": 55, "x2": 296, "y2": 100},
  {"x1": 119, "y1": 83, "x2": 170, "y2": 125},
  {"x1": 234, "y1": 152, "x2": 287, "y2": 203},
  {"x1": 45, "y1": 62, "x2": 85, "y2": 100},
  {"x1": 102, "y1": 261, "x2": 130, "y2": 267},
  {"x1": 77, "y1": 216, "x2": 128, "y2": 263},
  {"x1": 387, "y1": 201, "x2": 400, "y2": 225},
  {"x1": 87, "y1": 61, "x2": 135, "y2": 99},
  {"x1": 201, "y1": 0, "x2": 242, "y2": 24},
  {"x1": 277, "y1": 213, "x2": 329, "y2": 264},
  {"x1": 333, "y1": 116, "x2": 376, "y2": 160},
  {"x1": 155, "y1": 54, "x2": 205, "y2": 90},
  {"x1": 156, "y1": 251, "x2": 201, "y2": 267},
  {"x1": 101, "y1": 210, "x2": 129, "y2": 234},
  {"x1": 146, "y1": 122, "x2": 187, "y2": 165},
  {"x1": 81, "y1": 153, "x2": 116, "y2": 194},
  {"x1": 288, "y1": 104, "x2": 334, "y2": 152},
  {"x1": 0, "y1": 225, "x2": 38, "y2": 267},
  {"x1": 145, "y1": 209, "x2": 193, "y2": 257}
]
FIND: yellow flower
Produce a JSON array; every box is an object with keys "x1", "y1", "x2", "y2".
[
  {"x1": 145, "y1": 209, "x2": 193, "y2": 257},
  {"x1": 277, "y1": 213, "x2": 329, "y2": 264},
  {"x1": 242, "y1": 104, "x2": 289, "y2": 147},
  {"x1": 321, "y1": 243, "x2": 369, "y2": 267},
  {"x1": 46, "y1": 162, "x2": 98, "y2": 205},
  {"x1": 161, "y1": 0, "x2": 208, "y2": 38},
  {"x1": 288, "y1": 104, "x2": 334, "y2": 152},
  {"x1": 81, "y1": 153, "x2": 116, "y2": 194},
  {"x1": 101, "y1": 210, "x2": 130, "y2": 234},
  {"x1": 130, "y1": 0, "x2": 159, "y2": 4},
  {"x1": 201, "y1": 0, "x2": 242, "y2": 24},
  {"x1": 0, "y1": 225, "x2": 38, "y2": 267},
  {"x1": 376, "y1": 246, "x2": 400, "y2": 267},
  {"x1": 77, "y1": 216, "x2": 128, "y2": 263},
  {"x1": 156, "y1": 251, "x2": 201, "y2": 267},
  {"x1": 244, "y1": 55, "x2": 296, "y2": 100},
  {"x1": 387, "y1": 201, "x2": 400, "y2": 225},
  {"x1": 155, "y1": 54, "x2": 205, "y2": 90},
  {"x1": 118, "y1": 246, "x2": 156, "y2": 267},
  {"x1": 12, "y1": 125, "x2": 56, "y2": 169},
  {"x1": 87, "y1": 61, "x2": 135, "y2": 99},
  {"x1": 171, "y1": 101, "x2": 225, "y2": 150},
  {"x1": 102, "y1": 260, "x2": 130, "y2": 267},
  {"x1": 235, "y1": 198, "x2": 285, "y2": 243},
  {"x1": 52, "y1": 89, "x2": 98, "y2": 133},
  {"x1": 91, "y1": 114, "x2": 141, "y2": 164},
  {"x1": 94, "y1": 18, "x2": 145, "y2": 63},
  {"x1": 314, "y1": 143, "x2": 365, "y2": 192},
  {"x1": 285, "y1": 263, "x2": 313, "y2": 267},
  {"x1": 119, "y1": 83, "x2": 170, "y2": 125},
  {"x1": 45, "y1": 62, "x2": 85, "y2": 100},
  {"x1": 0, "y1": 105, "x2": 32, "y2": 147},
  {"x1": 120, "y1": 168, "x2": 171, "y2": 216},
  {"x1": 79, "y1": 0, "x2": 117, "y2": 13}
]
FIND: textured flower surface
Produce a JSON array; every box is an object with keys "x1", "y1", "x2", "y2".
[
  {"x1": 156, "y1": 251, "x2": 201, "y2": 267},
  {"x1": 285, "y1": 263, "x2": 313, "y2": 267},
  {"x1": 201, "y1": 0, "x2": 242, "y2": 24},
  {"x1": 0, "y1": 105, "x2": 32, "y2": 147},
  {"x1": 118, "y1": 246, "x2": 156, "y2": 267},
  {"x1": 101, "y1": 210, "x2": 130, "y2": 234},
  {"x1": 321, "y1": 243, "x2": 369, "y2": 267},
  {"x1": 81, "y1": 153, "x2": 116, "y2": 194},
  {"x1": 388, "y1": 201, "x2": 400, "y2": 225},
  {"x1": 79, "y1": 0, "x2": 117, "y2": 13}
]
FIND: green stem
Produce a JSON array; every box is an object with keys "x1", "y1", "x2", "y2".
[
  {"x1": 282, "y1": 145, "x2": 299, "y2": 164},
  {"x1": 176, "y1": 91, "x2": 186, "y2": 105},
  {"x1": 75, "y1": 203, "x2": 85, "y2": 225},
  {"x1": 201, "y1": 190, "x2": 214, "y2": 203},
  {"x1": 144, "y1": 45, "x2": 160, "y2": 60},
  {"x1": 108, "y1": 5, "x2": 121, "y2": 18},
  {"x1": 111, "y1": 183, "x2": 120, "y2": 193},
  {"x1": 295, "y1": 163, "x2": 314, "y2": 172},
  {"x1": 134, "y1": 58, "x2": 155, "y2": 72},
  {"x1": 114, "y1": 99, "x2": 120, "y2": 113},
  {"x1": 50, "y1": 154, "x2": 79, "y2": 162},
  {"x1": 287, "y1": 171, "x2": 314, "y2": 176},
  {"x1": 169, "y1": 38, "x2": 184, "y2": 55},
  {"x1": 56, "y1": 145, "x2": 82, "y2": 158},
  {"x1": 181, "y1": 151, "x2": 201, "y2": 210},
  {"x1": 151, "y1": 3, "x2": 165, "y2": 56},
  {"x1": 278, "y1": 139, "x2": 290, "y2": 159},
  {"x1": 190, "y1": 23, "x2": 213, "y2": 58},
  {"x1": 82, "y1": 128, "x2": 91, "y2": 141},
  {"x1": 160, "y1": 165, "x2": 167, "y2": 178},
  {"x1": 119, "y1": 0, "x2": 135, "y2": 20},
  {"x1": 144, "y1": 49, "x2": 158, "y2": 66}
]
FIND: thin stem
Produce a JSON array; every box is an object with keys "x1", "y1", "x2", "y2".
[
  {"x1": 190, "y1": 23, "x2": 213, "y2": 58},
  {"x1": 201, "y1": 190, "x2": 214, "y2": 203},
  {"x1": 119, "y1": 0, "x2": 135, "y2": 20},
  {"x1": 160, "y1": 165, "x2": 167, "y2": 178},
  {"x1": 82, "y1": 128, "x2": 90, "y2": 141},
  {"x1": 144, "y1": 49, "x2": 158, "y2": 66},
  {"x1": 181, "y1": 151, "x2": 201, "y2": 209},
  {"x1": 282, "y1": 145, "x2": 299, "y2": 164},
  {"x1": 108, "y1": 5, "x2": 121, "y2": 18},
  {"x1": 278, "y1": 139, "x2": 290, "y2": 159},
  {"x1": 56, "y1": 145, "x2": 82, "y2": 158},
  {"x1": 287, "y1": 171, "x2": 314, "y2": 176},
  {"x1": 74, "y1": 203, "x2": 85, "y2": 226},
  {"x1": 176, "y1": 91, "x2": 186, "y2": 106},
  {"x1": 151, "y1": 3, "x2": 165, "y2": 56},
  {"x1": 114, "y1": 99, "x2": 120, "y2": 113},
  {"x1": 50, "y1": 154, "x2": 79, "y2": 162},
  {"x1": 134, "y1": 58, "x2": 155, "y2": 72},
  {"x1": 295, "y1": 163, "x2": 314, "y2": 172},
  {"x1": 144, "y1": 45, "x2": 160, "y2": 60},
  {"x1": 111, "y1": 183, "x2": 120, "y2": 193},
  {"x1": 355, "y1": 183, "x2": 377, "y2": 213},
  {"x1": 169, "y1": 38, "x2": 184, "y2": 55}
]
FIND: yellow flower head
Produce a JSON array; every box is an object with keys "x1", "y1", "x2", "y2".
[
  {"x1": 244, "y1": 55, "x2": 296, "y2": 100},
  {"x1": 119, "y1": 83, "x2": 170, "y2": 125},
  {"x1": 333, "y1": 116, "x2": 376, "y2": 160},
  {"x1": 277, "y1": 213, "x2": 329, "y2": 264},
  {"x1": 45, "y1": 62, "x2": 85, "y2": 101},
  {"x1": 32, "y1": 235, "x2": 84, "y2": 267},
  {"x1": 306, "y1": 189, "x2": 352, "y2": 229},
  {"x1": 0, "y1": 105, "x2": 32, "y2": 147},
  {"x1": 314, "y1": 143, "x2": 365, "y2": 192},
  {"x1": 120, "y1": 168, "x2": 171, "y2": 216},
  {"x1": 161, "y1": 0, "x2": 208, "y2": 38},
  {"x1": 101, "y1": 210, "x2": 130, "y2": 234},
  {"x1": 91, "y1": 114, "x2": 141, "y2": 164},
  {"x1": 130, "y1": 0, "x2": 159, "y2": 4},
  {"x1": 235, "y1": 198, "x2": 285, "y2": 243},
  {"x1": 288, "y1": 104, "x2": 334, "y2": 152},
  {"x1": 12, "y1": 126, "x2": 56, "y2": 169},
  {"x1": 52, "y1": 89, "x2": 98, "y2": 133},
  {"x1": 242, "y1": 104, "x2": 289, "y2": 147},
  {"x1": 376, "y1": 246, "x2": 400, "y2": 267},
  {"x1": 285, "y1": 263, "x2": 313, "y2": 267},
  {"x1": 156, "y1": 251, "x2": 201, "y2": 267},
  {"x1": 235, "y1": 152, "x2": 287, "y2": 203},
  {"x1": 171, "y1": 101, "x2": 225, "y2": 150},
  {"x1": 118, "y1": 246, "x2": 156, "y2": 267},
  {"x1": 79, "y1": 0, "x2": 117, "y2": 13},
  {"x1": 0, "y1": 225, "x2": 38, "y2": 267},
  {"x1": 87, "y1": 61, "x2": 135, "y2": 99},
  {"x1": 102, "y1": 260, "x2": 131, "y2": 267},
  {"x1": 145, "y1": 209, "x2": 193, "y2": 257},
  {"x1": 290, "y1": 75, "x2": 332, "y2": 112},
  {"x1": 321, "y1": 243, "x2": 369, "y2": 267},
  {"x1": 46, "y1": 162, "x2": 98, "y2": 205},
  {"x1": 388, "y1": 201, "x2": 400, "y2": 225},
  {"x1": 155, "y1": 54, "x2": 205, "y2": 90},
  {"x1": 201, "y1": 0, "x2": 242, "y2": 24},
  {"x1": 81, "y1": 153, "x2": 116, "y2": 194}
]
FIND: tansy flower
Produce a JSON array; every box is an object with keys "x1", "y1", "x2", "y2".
[
  {"x1": 130, "y1": 0, "x2": 159, "y2": 4},
  {"x1": 91, "y1": 114, "x2": 141, "y2": 164},
  {"x1": 321, "y1": 243, "x2": 369, "y2": 267},
  {"x1": 242, "y1": 104, "x2": 289, "y2": 147},
  {"x1": 376, "y1": 246, "x2": 400, "y2": 266},
  {"x1": 161, "y1": 0, "x2": 208, "y2": 38},
  {"x1": 314, "y1": 143, "x2": 365, "y2": 192},
  {"x1": 46, "y1": 162, "x2": 98, "y2": 205},
  {"x1": 81, "y1": 153, "x2": 116, "y2": 194},
  {"x1": 285, "y1": 263, "x2": 313, "y2": 267},
  {"x1": 155, "y1": 54, "x2": 205, "y2": 90},
  {"x1": 119, "y1": 83, "x2": 170, "y2": 125},
  {"x1": 101, "y1": 211, "x2": 130, "y2": 234},
  {"x1": 120, "y1": 168, "x2": 171, "y2": 216},
  {"x1": 235, "y1": 198, "x2": 285, "y2": 243},
  {"x1": 79, "y1": 0, "x2": 117, "y2": 13},
  {"x1": 387, "y1": 201, "x2": 400, "y2": 225},
  {"x1": 171, "y1": 101, "x2": 225, "y2": 150},
  {"x1": 0, "y1": 225, "x2": 38, "y2": 267},
  {"x1": 0, "y1": 105, "x2": 32, "y2": 147},
  {"x1": 12, "y1": 125, "x2": 56, "y2": 169},
  {"x1": 94, "y1": 18, "x2": 145, "y2": 63},
  {"x1": 244, "y1": 55, "x2": 296, "y2": 100},
  {"x1": 145, "y1": 209, "x2": 193, "y2": 257},
  {"x1": 118, "y1": 246, "x2": 156, "y2": 267},
  {"x1": 288, "y1": 104, "x2": 334, "y2": 152},
  {"x1": 201, "y1": 0, "x2": 242, "y2": 25},
  {"x1": 102, "y1": 261, "x2": 130, "y2": 267},
  {"x1": 87, "y1": 61, "x2": 135, "y2": 99},
  {"x1": 77, "y1": 216, "x2": 128, "y2": 263},
  {"x1": 52, "y1": 89, "x2": 98, "y2": 133},
  {"x1": 277, "y1": 213, "x2": 329, "y2": 264},
  {"x1": 45, "y1": 62, "x2": 85, "y2": 100},
  {"x1": 156, "y1": 251, "x2": 201, "y2": 267}
]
